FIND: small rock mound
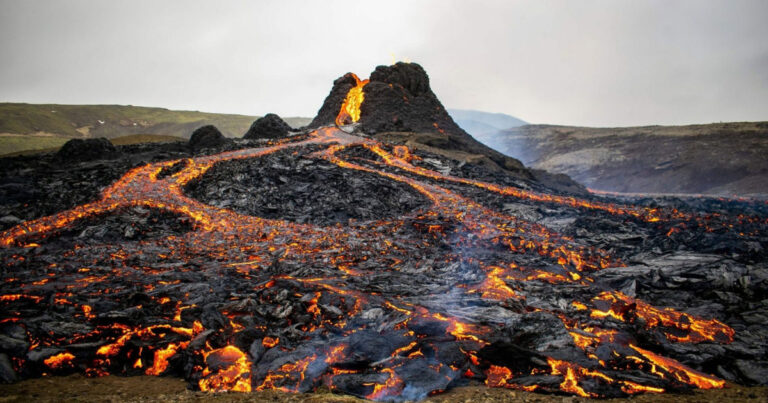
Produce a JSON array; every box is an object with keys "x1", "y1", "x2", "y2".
[
  {"x1": 244, "y1": 113, "x2": 292, "y2": 140},
  {"x1": 55, "y1": 138, "x2": 120, "y2": 162},
  {"x1": 188, "y1": 125, "x2": 227, "y2": 151}
]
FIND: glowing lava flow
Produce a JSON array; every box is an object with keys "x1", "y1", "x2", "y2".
[
  {"x1": 199, "y1": 346, "x2": 252, "y2": 392},
  {"x1": 630, "y1": 344, "x2": 725, "y2": 389},
  {"x1": 0, "y1": 124, "x2": 741, "y2": 399},
  {"x1": 335, "y1": 73, "x2": 369, "y2": 126},
  {"x1": 589, "y1": 291, "x2": 735, "y2": 344}
]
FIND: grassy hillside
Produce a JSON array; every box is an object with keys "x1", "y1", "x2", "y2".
[
  {"x1": 0, "y1": 103, "x2": 312, "y2": 155},
  {"x1": 0, "y1": 103, "x2": 311, "y2": 139},
  {"x1": 485, "y1": 122, "x2": 768, "y2": 196},
  {"x1": 0, "y1": 135, "x2": 70, "y2": 156}
]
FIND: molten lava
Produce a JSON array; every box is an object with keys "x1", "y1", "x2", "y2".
[
  {"x1": 630, "y1": 344, "x2": 725, "y2": 389},
  {"x1": 199, "y1": 345, "x2": 252, "y2": 392},
  {"x1": 589, "y1": 291, "x2": 734, "y2": 344},
  {"x1": 335, "y1": 73, "x2": 368, "y2": 126},
  {"x1": 44, "y1": 352, "x2": 75, "y2": 369}
]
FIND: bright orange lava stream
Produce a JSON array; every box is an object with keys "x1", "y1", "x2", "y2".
[
  {"x1": 335, "y1": 73, "x2": 369, "y2": 126},
  {"x1": 0, "y1": 120, "x2": 737, "y2": 398}
]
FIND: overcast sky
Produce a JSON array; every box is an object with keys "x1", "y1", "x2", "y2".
[{"x1": 1, "y1": 0, "x2": 766, "y2": 126}]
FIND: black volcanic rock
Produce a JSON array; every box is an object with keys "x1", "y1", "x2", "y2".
[
  {"x1": 188, "y1": 125, "x2": 227, "y2": 151},
  {"x1": 55, "y1": 138, "x2": 120, "y2": 162},
  {"x1": 360, "y1": 63, "x2": 455, "y2": 135},
  {"x1": 244, "y1": 113, "x2": 292, "y2": 140},
  {"x1": 184, "y1": 146, "x2": 431, "y2": 226},
  {"x1": 0, "y1": 141, "x2": 193, "y2": 232},
  {"x1": 369, "y1": 62, "x2": 430, "y2": 96}
]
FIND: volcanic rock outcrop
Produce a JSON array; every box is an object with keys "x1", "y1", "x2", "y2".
[
  {"x1": 310, "y1": 63, "x2": 455, "y2": 135},
  {"x1": 243, "y1": 113, "x2": 293, "y2": 140},
  {"x1": 188, "y1": 125, "x2": 228, "y2": 151},
  {"x1": 361, "y1": 63, "x2": 458, "y2": 136},
  {"x1": 55, "y1": 137, "x2": 120, "y2": 162}
]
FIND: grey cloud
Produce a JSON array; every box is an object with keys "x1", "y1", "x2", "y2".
[{"x1": 1, "y1": 0, "x2": 766, "y2": 126}]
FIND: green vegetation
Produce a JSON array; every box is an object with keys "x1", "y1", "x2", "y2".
[
  {"x1": 0, "y1": 136, "x2": 69, "y2": 156},
  {"x1": 0, "y1": 102, "x2": 312, "y2": 155},
  {"x1": 0, "y1": 103, "x2": 311, "y2": 138}
]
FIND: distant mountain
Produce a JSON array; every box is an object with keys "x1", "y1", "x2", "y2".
[
  {"x1": 447, "y1": 109, "x2": 768, "y2": 196},
  {"x1": 447, "y1": 109, "x2": 527, "y2": 153},
  {"x1": 486, "y1": 122, "x2": 768, "y2": 197},
  {"x1": 447, "y1": 109, "x2": 527, "y2": 132}
]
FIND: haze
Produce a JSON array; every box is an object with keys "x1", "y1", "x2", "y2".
[{"x1": 1, "y1": 0, "x2": 766, "y2": 126}]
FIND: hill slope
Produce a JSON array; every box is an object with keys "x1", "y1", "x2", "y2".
[
  {"x1": 0, "y1": 103, "x2": 312, "y2": 154},
  {"x1": 487, "y1": 122, "x2": 768, "y2": 196},
  {"x1": 447, "y1": 109, "x2": 527, "y2": 154}
]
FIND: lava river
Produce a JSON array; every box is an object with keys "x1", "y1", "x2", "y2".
[{"x1": 0, "y1": 117, "x2": 759, "y2": 400}]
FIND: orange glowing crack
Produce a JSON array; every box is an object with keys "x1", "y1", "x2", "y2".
[
  {"x1": 630, "y1": 344, "x2": 725, "y2": 389},
  {"x1": 366, "y1": 367, "x2": 404, "y2": 400},
  {"x1": 146, "y1": 341, "x2": 189, "y2": 376},
  {"x1": 590, "y1": 291, "x2": 734, "y2": 344},
  {"x1": 254, "y1": 354, "x2": 315, "y2": 393}
]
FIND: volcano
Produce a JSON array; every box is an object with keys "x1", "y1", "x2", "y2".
[{"x1": 0, "y1": 63, "x2": 767, "y2": 401}]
